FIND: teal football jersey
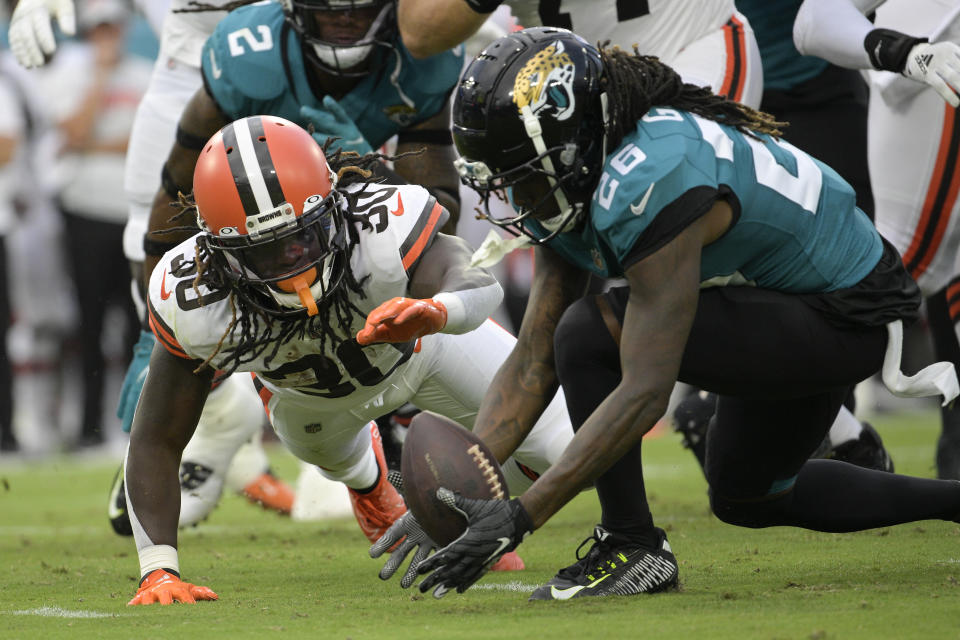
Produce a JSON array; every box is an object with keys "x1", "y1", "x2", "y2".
[
  {"x1": 200, "y1": 2, "x2": 463, "y2": 148},
  {"x1": 536, "y1": 107, "x2": 882, "y2": 294}
]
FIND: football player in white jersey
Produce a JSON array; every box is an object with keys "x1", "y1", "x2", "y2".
[
  {"x1": 124, "y1": 115, "x2": 574, "y2": 605},
  {"x1": 396, "y1": 0, "x2": 763, "y2": 108},
  {"x1": 793, "y1": 0, "x2": 960, "y2": 479}
]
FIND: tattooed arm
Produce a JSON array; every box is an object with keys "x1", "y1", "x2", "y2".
[{"x1": 472, "y1": 246, "x2": 589, "y2": 464}]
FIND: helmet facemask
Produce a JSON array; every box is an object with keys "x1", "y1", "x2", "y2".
[
  {"x1": 200, "y1": 191, "x2": 349, "y2": 319},
  {"x1": 284, "y1": 0, "x2": 396, "y2": 77},
  {"x1": 455, "y1": 139, "x2": 590, "y2": 243}
]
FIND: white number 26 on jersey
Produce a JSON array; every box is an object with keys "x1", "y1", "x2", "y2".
[{"x1": 694, "y1": 114, "x2": 822, "y2": 215}]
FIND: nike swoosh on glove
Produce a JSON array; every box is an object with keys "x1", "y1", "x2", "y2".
[
  {"x1": 903, "y1": 41, "x2": 960, "y2": 107},
  {"x1": 8, "y1": 0, "x2": 75, "y2": 68},
  {"x1": 300, "y1": 96, "x2": 374, "y2": 156},
  {"x1": 416, "y1": 488, "x2": 533, "y2": 598},
  {"x1": 370, "y1": 511, "x2": 438, "y2": 589},
  {"x1": 127, "y1": 569, "x2": 218, "y2": 606},
  {"x1": 356, "y1": 297, "x2": 447, "y2": 345}
]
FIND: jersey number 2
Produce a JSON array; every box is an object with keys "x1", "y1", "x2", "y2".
[{"x1": 227, "y1": 26, "x2": 274, "y2": 57}]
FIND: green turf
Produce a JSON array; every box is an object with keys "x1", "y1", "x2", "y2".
[{"x1": 3, "y1": 409, "x2": 960, "y2": 639}]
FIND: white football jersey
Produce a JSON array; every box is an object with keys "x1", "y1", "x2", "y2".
[
  {"x1": 160, "y1": 0, "x2": 252, "y2": 67},
  {"x1": 147, "y1": 182, "x2": 449, "y2": 403},
  {"x1": 506, "y1": 0, "x2": 736, "y2": 63}
]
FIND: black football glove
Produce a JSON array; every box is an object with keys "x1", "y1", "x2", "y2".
[
  {"x1": 416, "y1": 488, "x2": 534, "y2": 598},
  {"x1": 370, "y1": 511, "x2": 438, "y2": 589}
]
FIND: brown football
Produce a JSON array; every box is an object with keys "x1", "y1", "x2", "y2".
[{"x1": 400, "y1": 411, "x2": 508, "y2": 545}]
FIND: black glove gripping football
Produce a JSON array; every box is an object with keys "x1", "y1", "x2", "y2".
[
  {"x1": 370, "y1": 511, "x2": 437, "y2": 589},
  {"x1": 416, "y1": 488, "x2": 534, "y2": 598}
]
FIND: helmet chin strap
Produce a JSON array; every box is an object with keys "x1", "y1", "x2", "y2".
[{"x1": 519, "y1": 105, "x2": 579, "y2": 233}]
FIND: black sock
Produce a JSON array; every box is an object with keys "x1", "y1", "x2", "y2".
[{"x1": 760, "y1": 460, "x2": 960, "y2": 531}]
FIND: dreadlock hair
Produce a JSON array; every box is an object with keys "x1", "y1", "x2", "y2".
[
  {"x1": 171, "y1": 139, "x2": 419, "y2": 376},
  {"x1": 173, "y1": 0, "x2": 259, "y2": 13},
  {"x1": 599, "y1": 45, "x2": 785, "y2": 152}
]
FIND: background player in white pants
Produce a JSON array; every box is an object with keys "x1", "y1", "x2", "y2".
[{"x1": 792, "y1": 0, "x2": 960, "y2": 478}]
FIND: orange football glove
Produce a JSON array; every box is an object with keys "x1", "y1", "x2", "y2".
[
  {"x1": 127, "y1": 569, "x2": 218, "y2": 606},
  {"x1": 357, "y1": 297, "x2": 447, "y2": 345}
]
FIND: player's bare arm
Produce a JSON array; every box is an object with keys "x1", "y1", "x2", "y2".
[
  {"x1": 472, "y1": 246, "x2": 588, "y2": 464},
  {"x1": 126, "y1": 345, "x2": 213, "y2": 547},
  {"x1": 394, "y1": 108, "x2": 460, "y2": 233},
  {"x1": 517, "y1": 203, "x2": 728, "y2": 528},
  {"x1": 397, "y1": 0, "x2": 490, "y2": 59},
  {"x1": 142, "y1": 86, "x2": 229, "y2": 291}
]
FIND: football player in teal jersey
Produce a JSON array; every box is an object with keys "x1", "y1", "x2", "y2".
[{"x1": 409, "y1": 27, "x2": 960, "y2": 601}]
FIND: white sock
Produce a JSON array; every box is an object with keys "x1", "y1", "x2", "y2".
[{"x1": 828, "y1": 406, "x2": 863, "y2": 447}]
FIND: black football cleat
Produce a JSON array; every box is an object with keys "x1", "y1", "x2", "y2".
[
  {"x1": 529, "y1": 526, "x2": 678, "y2": 601},
  {"x1": 826, "y1": 422, "x2": 894, "y2": 472},
  {"x1": 672, "y1": 390, "x2": 716, "y2": 468},
  {"x1": 107, "y1": 462, "x2": 133, "y2": 536}
]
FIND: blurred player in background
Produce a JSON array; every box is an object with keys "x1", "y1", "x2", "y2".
[
  {"x1": 123, "y1": 116, "x2": 574, "y2": 604},
  {"x1": 8, "y1": 0, "x2": 299, "y2": 523}
]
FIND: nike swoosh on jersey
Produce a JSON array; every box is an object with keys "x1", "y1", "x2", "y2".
[
  {"x1": 630, "y1": 183, "x2": 655, "y2": 216},
  {"x1": 391, "y1": 192, "x2": 404, "y2": 216},
  {"x1": 483, "y1": 537, "x2": 513, "y2": 567},
  {"x1": 160, "y1": 270, "x2": 172, "y2": 300},
  {"x1": 208, "y1": 48, "x2": 223, "y2": 79},
  {"x1": 549, "y1": 573, "x2": 612, "y2": 600}
]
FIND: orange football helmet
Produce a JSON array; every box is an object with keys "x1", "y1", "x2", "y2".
[{"x1": 193, "y1": 115, "x2": 348, "y2": 317}]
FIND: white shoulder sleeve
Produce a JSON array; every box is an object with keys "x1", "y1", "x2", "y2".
[{"x1": 794, "y1": 0, "x2": 879, "y2": 69}]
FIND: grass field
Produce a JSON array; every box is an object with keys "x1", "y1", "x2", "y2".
[{"x1": 3, "y1": 408, "x2": 960, "y2": 639}]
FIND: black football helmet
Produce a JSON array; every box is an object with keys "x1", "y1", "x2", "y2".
[
  {"x1": 193, "y1": 116, "x2": 349, "y2": 318},
  {"x1": 452, "y1": 27, "x2": 608, "y2": 243},
  {"x1": 283, "y1": 0, "x2": 397, "y2": 77}
]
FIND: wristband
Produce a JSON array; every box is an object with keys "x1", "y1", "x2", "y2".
[
  {"x1": 864, "y1": 28, "x2": 927, "y2": 73},
  {"x1": 176, "y1": 125, "x2": 209, "y2": 151},
  {"x1": 138, "y1": 544, "x2": 180, "y2": 579},
  {"x1": 161, "y1": 163, "x2": 189, "y2": 200},
  {"x1": 462, "y1": 0, "x2": 504, "y2": 14}
]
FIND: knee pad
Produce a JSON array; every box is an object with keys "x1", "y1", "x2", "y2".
[{"x1": 708, "y1": 488, "x2": 792, "y2": 529}]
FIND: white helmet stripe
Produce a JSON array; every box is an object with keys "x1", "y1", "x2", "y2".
[{"x1": 232, "y1": 117, "x2": 276, "y2": 214}]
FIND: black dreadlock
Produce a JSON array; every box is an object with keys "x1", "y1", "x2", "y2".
[
  {"x1": 599, "y1": 45, "x2": 785, "y2": 153},
  {"x1": 160, "y1": 139, "x2": 420, "y2": 375},
  {"x1": 172, "y1": 0, "x2": 259, "y2": 13}
]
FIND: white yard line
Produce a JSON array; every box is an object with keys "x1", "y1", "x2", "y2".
[
  {"x1": 471, "y1": 580, "x2": 541, "y2": 592},
  {"x1": 9, "y1": 607, "x2": 118, "y2": 618}
]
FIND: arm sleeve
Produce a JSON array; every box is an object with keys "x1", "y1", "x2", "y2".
[{"x1": 793, "y1": 0, "x2": 877, "y2": 69}]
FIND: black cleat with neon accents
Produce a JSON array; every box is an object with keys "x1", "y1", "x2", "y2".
[{"x1": 529, "y1": 526, "x2": 678, "y2": 600}]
